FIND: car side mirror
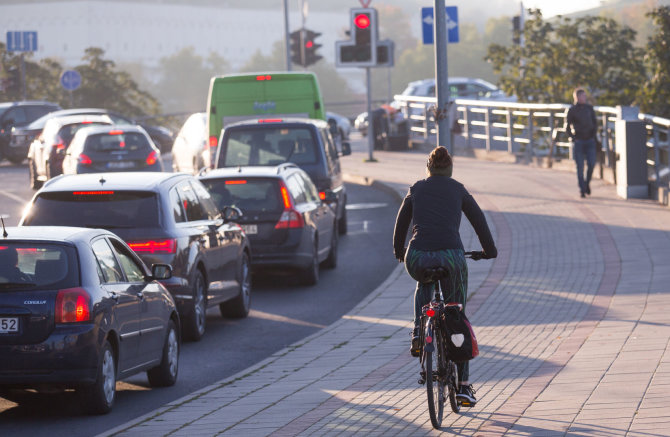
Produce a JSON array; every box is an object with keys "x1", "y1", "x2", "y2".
[
  {"x1": 151, "y1": 263, "x2": 172, "y2": 280},
  {"x1": 340, "y1": 142, "x2": 351, "y2": 156},
  {"x1": 324, "y1": 190, "x2": 338, "y2": 203},
  {"x1": 222, "y1": 205, "x2": 242, "y2": 222}
]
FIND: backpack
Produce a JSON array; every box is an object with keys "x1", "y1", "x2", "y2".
[{"x1": 440, "y1": 303, "x2": 479, "y2": 363}]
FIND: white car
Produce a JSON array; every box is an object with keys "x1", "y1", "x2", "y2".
[
  {"x1": 171, "y1": 112, "x2": 210, "y2": 174},
  {"x1": 326, "y1": 111, "x2": 351, "y2": 139},
  {"x1": 398, "y1": 77, "x2": 516, "y2": 102}
]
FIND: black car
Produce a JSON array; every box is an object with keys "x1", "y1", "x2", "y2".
[
  {"x1": 200, "y1": 163, "x2": 337, "y2": 285},
  {"x1": 0, "y1": 226, "x2": 179, "y2": 414},
  {"x1": 20, "y1": 172, "x2": 251, "y2": 341},
  {"x1": 61, "y1": 125, "x2": 164, "y2": 174},
  {"x1": 215, "y1": 118, "x2": 351, "y2": 235},
  {"x1": 0, "y1": 101, "x2": 61, "y2": 164}
]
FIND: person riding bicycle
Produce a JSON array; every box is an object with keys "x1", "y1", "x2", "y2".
[{"x1": 393, "y1": 146, "x2": 497, "y2": 406}]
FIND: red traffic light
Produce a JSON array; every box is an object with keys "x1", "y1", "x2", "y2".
[
  {"x1": 354, "y1": 13, "x2": 370, "y2": 29},
  {"x1": 305, "y1": 40, "x2": 313, "y2": 48}
]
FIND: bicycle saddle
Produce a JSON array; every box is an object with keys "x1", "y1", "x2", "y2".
[{"x1": 422, "y1": 266, "x2": 448, "y2": 283}]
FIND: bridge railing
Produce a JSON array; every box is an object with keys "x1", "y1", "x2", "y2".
[{"x1": 393, "y1": 95, "x2": 670, "y2": 189}]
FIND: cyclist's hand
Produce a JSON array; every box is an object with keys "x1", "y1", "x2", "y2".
[
  {"x1": 394, "y1": 246, "x2": 406, "y2": 263},
  {"x1": 469, "y1": 251, "x2": 484, "y2": 261},
  {"x1": 481, "y1": 249, "x2": 497, "y2": 259}
]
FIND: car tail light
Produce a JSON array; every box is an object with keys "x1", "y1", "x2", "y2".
[
  {"x1": 127, "y1": 239, "x2": 177, "y2": 254},
  {"x1": 146, "y1": 150, "x2": 159, "y2": 165},
  {"x1": 275, "y1": 182, "x2": 304, "y2": 229},
  {"x1": 319, "y1": 191, "x2": 326, "y2": 200},
  {"x1": 258, "y1": 119, "x2": 283, "y2": 123},
  {"x1": 73, "y1": 191, "x2": 114, "y2": 195},
  {"x1": 55, "y1": 288, "x2": 91, "y2": 323},
  {"x1": 225, "y1": 180, "x2": 247, "y2": 185},
  {"x1": 78, "y1": 153, "x2": 92, "y2": 165},
  {"x1": 209, "y1": 136, "x2": 218, "y2": 148},
  {"x1": 108, "y1": 130, "x2": 124, "y2": 135},
  {"x1": 55, "y1": 136, "x2": 65, "y2": 151}
]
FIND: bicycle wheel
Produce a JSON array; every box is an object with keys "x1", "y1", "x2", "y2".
[
  {"x1": 447, "y1": 360, "x2": 460, "y2": 414},
  {"x1": 425, "y1": 320, "x2": 446, "y2": 429}
]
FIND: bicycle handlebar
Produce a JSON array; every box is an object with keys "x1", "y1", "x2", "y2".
[{"x1": 465, "y1": 251, "x2": 485, "y2": 260}]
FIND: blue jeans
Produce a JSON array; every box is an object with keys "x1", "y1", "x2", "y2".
[
  {"x1": 573, "y1": 138, "x2": 597, "y2": 193},
  {"x1": 405, "y1": 247, "x2": 470, "y2": 382}
]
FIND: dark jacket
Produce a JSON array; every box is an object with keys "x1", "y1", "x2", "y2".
[
  {"x1": 393, "y1": 175, "x2": 497, "y2": 258},
  {"x1": 566, "y1": 103, "x2": 597, "y2": 141}
]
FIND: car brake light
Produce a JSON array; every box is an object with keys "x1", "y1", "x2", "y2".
[
  {"x1": 73, "y1": 191, "x2": 114, "y2": 195},
  {"x1": 209, "y1": 136, "x2": 218, "y2": 148},
  {"x1": 108, "y1": 130, "x2": 124, "y2": 135},
  {"x1": 81, "y1": 120, "x2": 93, "y2": 124},
  {"x1": 225, "y1": 180, "x2": 247, "y2": 185},
  {"x1": 55, "y1": 136, "x2": 65, "y2": 150},
  {"x1": 55, "y1": 288, "x2": 91, "y2": 323},
  {"x1": 146, "y1": 150, "x2": 159, "y2": 165},
  {"x1": 258, "y1": 119, "x2": 283, "y2": 123},
  {"x1": 78, "y1": 153, "x2": 92, "y2": 165},
  {"x1": 256, "y1": 75, "x2": 272, "y2": 81},
  {"x1": 279, "y1": 185, "x2": 292, "y2": 209},
  {"x1": 319, "y1": 191, "x2": 326, "y2": 200},
  {"x1": 275, "y1": 182, "x2": 304, "y2": 229},
  {"x1": 127, "y1": 239, "x2": 177, "y2": 254}
]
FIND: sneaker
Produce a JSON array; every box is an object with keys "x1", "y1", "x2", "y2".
[
  {"x1": 410, "y1": 327, "x2": 421, "y2": 357},
  {"x1": 580, "y1": 191, "x2": 586, "y2": 198},
  {"x1": 457, "y1": 384, "x2": 477, "y2": 407},
  {"x1": 585, "y1": 184, "x2": 591, "y2": 195}
]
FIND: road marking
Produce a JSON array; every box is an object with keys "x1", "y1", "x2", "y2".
[
  {"x1": 345, "y1": 202, "x2": 388, "y2": 210},
  {"x1": 342, "y1": 314, "x2": 409, "y2": 328},
  {"x1": 0, "y1": 190, "x2": 27, "y2": 204},
  {"x1": 251, "y1": 309, "x2": 326, "y2": 329}
]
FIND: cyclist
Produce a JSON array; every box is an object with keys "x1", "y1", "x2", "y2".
[{"x1": 393, "y1": 146, "x2": 497, "y2": 406}]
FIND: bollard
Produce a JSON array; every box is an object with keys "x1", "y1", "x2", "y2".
[{"x1": 615, "y1": 106, "x2": 647, "y2": 199}]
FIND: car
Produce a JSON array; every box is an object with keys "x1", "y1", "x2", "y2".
[
  {"x1": 200, "y1": 163, "x2": 337, "y2": 285},
  {"x1": 214, "y1": 117, "x2": 351, "y2": 235},
  {"x1": 354, "y1": 111, "x2": 368, "y2": 136},
  {"x1": 27, "y1": 114, "x2": 113, "y2": 189},
  {"x1": 20, "y1": 172, "x2": 251, "y2": 341},
  {"x1": 171, "y1": 112, "x2": 211, "y2": 174},
  {"x1": 0, "y1": 226, "x2": 179, "y2": 415},
  {"x1": 0, "y1": 101, "x2": 61, "y2": 164},
  {"x1": 61, "y1": 124, "x2": 164, "y2": 175},
  {"x1": 397, "y1": 77, "x2": 516, "y2": 102},
  {"x1": 326, "y1": 111, "x2": 351, "y2": 139}
]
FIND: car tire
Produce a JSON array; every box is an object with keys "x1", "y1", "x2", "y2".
[
  {"x1": 322, "y1": 225, "x2": 338, "y2": 269},
  {"x1": 147, "y1": 319, "x2": 179, "y2": 387},
  {"x1": 220, "y1": 252, "x2": 251, "y2": 318},
  {"x1": 29, "y1": 159, "x2": 43, "y2": 190},
  {"x1": 338, "y1": 201, "x2": 348, "y2": 235},
  {"x1": 8, "y1": 155, "x2": 24, "y2": 165},
  {"x1": 300, "y1": 238, "x2": 319, "y2": 286},
  {"x1": 183, "y1": 270, "x2": 207, "y2": 342},
  {"x1": 78, "y1": 341, "x2": 116, "y2": 415}
]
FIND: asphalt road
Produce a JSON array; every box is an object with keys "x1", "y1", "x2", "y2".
[{"x1": 0, "y1": 158, "x2": 399, "y2": 436}]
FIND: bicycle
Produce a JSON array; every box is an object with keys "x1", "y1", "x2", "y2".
[{"x1": 417, "y1": 250, "x2": 483, "y2": 429}]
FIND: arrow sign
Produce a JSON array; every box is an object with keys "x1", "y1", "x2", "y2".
[
  {"x1": 60, "y1": 70, "x2": 82, "y2": 91},
  {"x1": 6, "y1": 31, "x2": 38, "y2": 52},
  {"x1": 422, "y1": 7, "x2": 459, "y2": 45}
]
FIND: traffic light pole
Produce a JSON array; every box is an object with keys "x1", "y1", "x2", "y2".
[
  {"x1": 365, "y1": 67, "x2": 374, "y2": 161},
  {"x1": 283, "y1": 0, "x2": 291, "y2": 71},
  {"x1": 433, "y1": 0, "x2": 451, "y2": 153}
]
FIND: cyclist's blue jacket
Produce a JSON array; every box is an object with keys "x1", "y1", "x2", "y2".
[{"x1": 393, "y1": 175, "x2": 497, "y2": 258}]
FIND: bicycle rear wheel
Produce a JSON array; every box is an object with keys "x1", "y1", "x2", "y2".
[
  {"x1": 425, "y1": 321, "x2": 446, "y2": 429},
  {"x1": 447, "y1": 360, "x2": 460, "y2": 413}
]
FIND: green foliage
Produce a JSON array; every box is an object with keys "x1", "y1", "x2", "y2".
[
  {"x1": 486, "y1": 9, "x2": 645, "y2": 105},
  {"x1": 0, "y1": 43, "x2": 67, "y2": 103},
  {"x1": 638, "y1": 6, "x2": 670, "y2": 118}
]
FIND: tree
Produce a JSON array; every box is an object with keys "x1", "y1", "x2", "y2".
[
  {"x1": 638, "y1": 6, "x2": 670, "y2": 118},
  {"x1": 486, "y1": 9, "x2": 645, "y2": 105}
]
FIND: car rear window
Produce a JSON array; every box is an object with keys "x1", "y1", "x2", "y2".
[
  {"x1": 221, "y1": 127, "x2": 317, "y2": 167},
  {"x1": 201, "y1": 178, "x2": 282, "y2": 214},
  {"x1": 59, "y1": 122, "x2": 109, "y2": 145},
  {"x1": 0, "y1": 243, "x2": 79, "y2": 290},
  {"x1": 23, "y1": 191, "x2": 160, "y2": 229},
  {"x1": 84, "y1": 131, "x2": 151, "y2": 153}
]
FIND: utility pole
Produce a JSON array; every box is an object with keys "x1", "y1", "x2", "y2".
[
  {"x1": 366, "y1": 67, "x2": 374, "y2": 161},
  {"x1": 433, "y1": 0, "x2": 451, "y2": 153},
  {"x1": 283, "y1": 0, "x2": 291, "y2": 71}
]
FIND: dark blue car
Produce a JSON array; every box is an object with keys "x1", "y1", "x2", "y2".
[{"x1": 0, "y1": 226, "x2": 179, "y2": 414}]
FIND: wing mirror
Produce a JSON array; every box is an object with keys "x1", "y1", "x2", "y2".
[
  {"x1": 222, "y1": 205, "x2": 243, "y2": 222},
  {"x1": 340, "y1": 142, "x2": 352, "y2": 156},
  {"x1": 151, "y1": 263, "x2": 172, "y2": 280}
]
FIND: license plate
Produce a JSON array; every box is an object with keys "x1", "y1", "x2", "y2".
[
  {"x1": 241, "y1": 224, "x2": 257, "y2": 235},
  {"x1": 0, "y1": 317, "x2": 19, "y2": 333},
  {"x1": 107, "y1": 161, "x2": 134, "y2": 169}
]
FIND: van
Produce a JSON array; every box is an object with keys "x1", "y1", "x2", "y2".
[{"x1": 206, "y1": 72, "x2": 325, "y2": 149}]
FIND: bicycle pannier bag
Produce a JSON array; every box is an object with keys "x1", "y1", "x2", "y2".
[{"x1": 441, "y1": 304, "x2": 479, "y2": 362}]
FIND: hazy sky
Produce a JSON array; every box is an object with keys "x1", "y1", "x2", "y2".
[{"x1": 522, "y1": 0, "x2": 603, "y2": 17}]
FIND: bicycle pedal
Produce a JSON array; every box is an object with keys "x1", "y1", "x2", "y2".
[{"x1": 460, "y1": 401, "x2": 476, "y2": 408}]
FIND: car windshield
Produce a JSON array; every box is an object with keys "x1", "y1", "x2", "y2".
[
  {"x1": 84, "y1": 131, "x2": 150, "y2": 153},
  {"x1": 221, "y1": 126, "x2": 317, "y2": 167},
  {"x1": 202, "y1": 178, "x2": 282, "y2": 214},
  {"x1": 23, "y1": 191, "x2": 160, "y2": 228},
  {"x1": 0, "y1": 243, "x2": 79, "y2": 290}
]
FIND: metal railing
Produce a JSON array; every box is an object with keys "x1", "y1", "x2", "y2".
[{"x1": 393, "y1": 95, "x2": 670, "y2": 189}]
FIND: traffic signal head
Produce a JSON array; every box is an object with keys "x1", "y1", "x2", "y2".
[
  {"x1": 290, "y1": 29, "x2": 303, "y2": 65},
  {"x1": 290, "y1": 28, "x2": 322, "y2": 67},
  {"x1": 512, "y1": 16, "x2": 521, "y2": 44},
  {"x1": 338, "y1": 8, "x2": 378, "y2": 66}
]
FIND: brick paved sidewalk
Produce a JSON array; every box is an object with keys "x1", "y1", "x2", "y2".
[{"x1": 101, "y1": 148, "x2": 670, "y2": 437}]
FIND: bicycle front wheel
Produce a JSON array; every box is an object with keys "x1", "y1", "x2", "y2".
[{"x1": 424, "y1": 321, "x2": 446, "y2": 429}]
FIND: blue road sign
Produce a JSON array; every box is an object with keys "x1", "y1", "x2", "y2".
[
  {"x1": 60, "y1": 70, "x2": 82, "y2": 91},
  {"x1": 6, "y1": 31, "x2": 38, "y2": 52},
  {"x1": 421, "y1": 7, "x2": 459, "y2": 45}
]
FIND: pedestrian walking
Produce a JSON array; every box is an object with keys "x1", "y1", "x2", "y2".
[{"x1": 565, "y1": 88, "x2": 598, "y2": 198}]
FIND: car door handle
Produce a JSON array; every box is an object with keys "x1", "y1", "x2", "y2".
[
  {"x1": 136, "y1": 292, "x2": 144, "y2": 299},
  {"x1": 110, "y1": 292, "x2": 119, "y2": 302}
]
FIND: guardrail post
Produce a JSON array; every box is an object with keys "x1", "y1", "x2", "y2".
[
  {"x1": 653, "y1": 125, "x2": 661, "y2": 187},
  {"x1": 463, "y1": 106, "x2": 471, "y2": 148},
  {"x1": 423, "y1": 103, "x2": 429, "y2": 141},
  {"x1": 485, "y1": 107, "x2": 492, "y2": 152},
  {"x1": 526, "y1": 110, "x2": 534, "y2": 161},
  {"x1": 548, "y1": 112, "x2": 555, "y2": 168},
  {"x1": 507, "y1": 109, "x2": 513, "y2": 154}
]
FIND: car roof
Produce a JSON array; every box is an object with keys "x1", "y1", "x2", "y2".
[
  {"x1": 2, "y1": 226, "x2": 113, "y2": 244},
  {"x1": 73, "y1": 124, "x2": 144, "y2": 135},
  {"x1": 199, "y1": 164, "x2": 300, "y2": 180},
  {"x1": 225, "y1": 117, "x2": 328, "y2": 129},
  {"x1": 0, "y1": 101, "x2": 59, "y2": 108},
  {"x1": 44, "y1": 114, "x2": 112, "y2": 127},
  {"x1": 40, "y1": 172, "x2": 187, "y2": 192}
]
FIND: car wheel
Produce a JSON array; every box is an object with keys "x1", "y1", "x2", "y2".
[
  {"x1": 8, "y1": 155, "x2": 24, "y2": 165},
  {"x1": 147, "y1": 319, "x2": 179, "y2": 387},
  {"x1": 184, "y1": 270, "x2": 207, "y2": 341},
  {"x1": 338, "y1": 201, "x2": 348, "y2": 235},
  {"x1": 220, "y1": 252, "x2": 251, "y2": 318},
  {"x1": 78, "y1": 341, "x2": 116, "y2": 415},
  {"x1": 29, "y1": 159, "x2": 43, "y2": 190},
  {"x1": 322, "y1": 225, "x2": 338, "y2": 269},
  {"x1": 300, "y1": 238, "x2": 319, "y2": 286}
]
